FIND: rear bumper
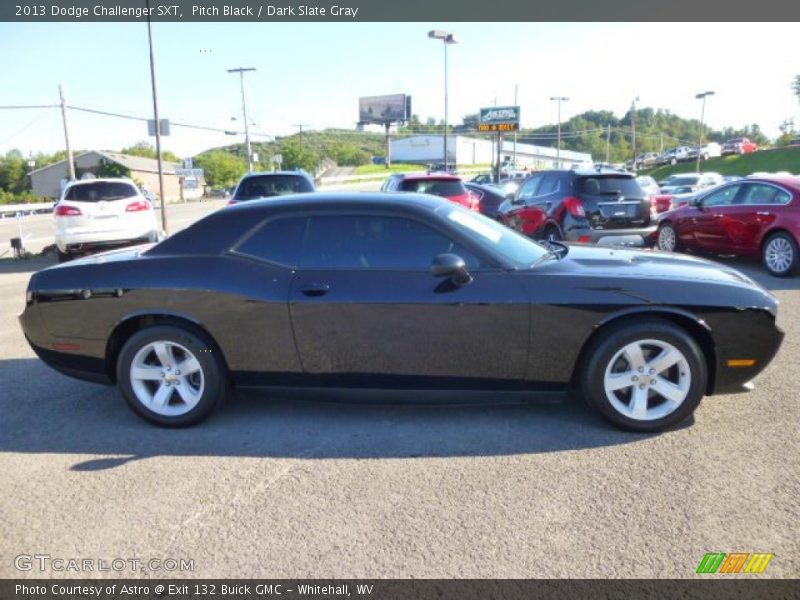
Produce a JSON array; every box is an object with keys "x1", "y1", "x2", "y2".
[
  {"x1": 57, "y1": 231, "x2": 156, "y2": 254},
  {"x1": 565, "y1": 225, "x2": 658, "y2": 247}
]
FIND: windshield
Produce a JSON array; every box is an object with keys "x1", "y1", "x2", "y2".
[
  {"x1": 63, "y1": 181, "x2": 138, "y2": 202},
  {"x1": 399, "y1": 179, "x2": 466, "y2": 196},
  {"x1": 666, "y1": 176, "x2": 699, "y2": 186},
  {"x1": 438, "y1": 204, "x2": 549, "y2": 268},
  {"x1": 234, "y1": 174, "x2": 314, "y2": 200}
]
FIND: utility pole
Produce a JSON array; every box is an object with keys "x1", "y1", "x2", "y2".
[
  {"x1": 384, "y1": 123, "x2": 392, "y2": 169},
  {"x1": 513, "y1": 83, "x2": 518, "y2": 167},
  {"x1": 228, "y1": 67, "x2": 256, "y2": 172},
  {"x1": 660, "y1": 132, "x2": 664, "y2": 155},
  {"x1": 293, "y1": 123, "x2": 308, "y2": 147},
  {"x1": 695, "y1": 91, "x2": 715, "y2": 173},
  {"x1": 631, "y1": 96, "x2": 639, "y2": 170},
  {"x1": 605, "y1": 124, "x2": 611, "y2": 164},
  {"x1": 58, "y1": 85, "x2": 76, "y2": 181},
  {"x1": 550, "y1": 96, "x2": 569, "y2": 168},
  {"x1": 145, "y1": 0, "x2": 167, "y2": 234}
]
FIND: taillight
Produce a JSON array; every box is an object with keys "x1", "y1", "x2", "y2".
[
  {"x1": 563, "y1": 196, "x2": 586, "y2": 217},
  {"x1": 126, "y1": 200, "x2": 151, "y2": 212},
  {"x1": 55, "y1": 204, "x2": 82, "y2": 217}
]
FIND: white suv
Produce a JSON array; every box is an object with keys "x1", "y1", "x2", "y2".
[{"x1": 54, "y1": 178, "x2": 160, "y2": 262}]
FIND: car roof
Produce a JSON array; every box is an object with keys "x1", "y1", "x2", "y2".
[
  {"x1": 147, "y1": 192, "x2": 451, "y2": 257},
  {"x1": 746, "y1": 176, "x2": 800, "y2": 189},
  {"x1": 64, "y1": 177, "x2": 135, "y2": 186},
  {"x1": 240, "y1": 170, "x2": 313, "y2": 179},
  {"x1": 393, "y1": 172, "x2": 462, "y2": 181},
  {"x1": 569, "y1": 168, "x2": 634, "y2": 178}
]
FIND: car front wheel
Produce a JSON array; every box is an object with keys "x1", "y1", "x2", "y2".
[
  {"x1": 762, "y1": 232, "x2": 799, "y2": 277},
  {"x1": 580, "y1": 320, "x2": 707, "y2": 432},
  {"x1": 116, "y1": 325, "x2": 228, "y2": 427}
]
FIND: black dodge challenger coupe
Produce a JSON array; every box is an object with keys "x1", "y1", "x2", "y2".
[{"x1": 20, "y1": 193, "x2": 783, "y2": 431}]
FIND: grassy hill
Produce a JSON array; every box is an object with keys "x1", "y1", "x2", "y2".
[{"x1": 642, "y1": 147, "x2": 800, "y2": 179}]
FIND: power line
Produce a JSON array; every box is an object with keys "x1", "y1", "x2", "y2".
[{"x1": 0, "y1": 104, "x2": 60, "y2": 110}]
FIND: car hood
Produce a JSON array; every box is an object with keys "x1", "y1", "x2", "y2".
[{"x1": 543, "y1": 244, "x2": 767, "y2": 291}]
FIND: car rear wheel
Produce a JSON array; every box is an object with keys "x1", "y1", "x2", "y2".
[
  {"x1": 116, "y1": 325, "x2": 228, "y2": 427},
  {"x1": 762, "y1": 232, "x2": 799, "y2": 277},
  {"x1": 656, "y1": 222, "x2": 679, "y2": 252},
  {"x1": 580, "y1": 320, "x2": 706, "y2": 432}
]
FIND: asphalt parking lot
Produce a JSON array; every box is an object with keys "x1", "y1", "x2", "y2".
[{"x1": 1, "y1": 203, "x2": 798, "y2": 578}]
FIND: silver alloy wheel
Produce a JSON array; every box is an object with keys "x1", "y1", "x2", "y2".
[
  {"x1": 603, "y1": 339, "x2": 691, "y2": 421},
  {"x1": 658, "y1": 225, "x2": 676, "y2": 251},
  {"x1": 129, "y1": 341, "x2": 204, "y2": 416},
  {"x1": 764, "y1": 237, "x2": 794, "y2": 274}
]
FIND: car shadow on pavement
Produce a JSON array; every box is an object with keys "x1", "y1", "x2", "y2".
[
  {"x1": 0, "y1": 254, "x2": 55, "y2": 275},
  {"x1": 0, "y1": 358, "x2": 672, "y2": 471}
]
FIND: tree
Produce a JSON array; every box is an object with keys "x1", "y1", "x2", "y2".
[
  {"x1": 120, "y1": 141, "x2": 180, "y2": 163},
  {"x1": 278, "y1": 138, "x2": 320, "y2": 172},
  {"x1": 793, "y1": 75, "x2": 800, "y2": 104},
  {"x1": 194, "y1": 150, "x2": 248, "y2": 188}
]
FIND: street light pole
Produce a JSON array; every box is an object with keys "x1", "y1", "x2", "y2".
[
  {"x1": 145, "y1": 0, "x2": 167, "y2": 234},
  {"x1": 550, "y1": 96, "x2": 568, "y2": 168},
  {"x1": 228, "y1": 67, "x2": 256, "y2": 172},
  {"x1": 428, "y1": 30, "x2": 457, "y2": 172},
  {"x1": 631, "y1": 96, "x2": 639, "y2": 171},
  {"x1": 695, "y1": 91, "x2": 715, "y2": 173}
]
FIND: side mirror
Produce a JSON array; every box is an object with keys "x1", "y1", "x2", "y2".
[
  {"x1": 431, "y1": 254, "x2": 472, "y2": 285},
  {"x1": 692, "y1": 197, "x2": 703, "y2": 208}
]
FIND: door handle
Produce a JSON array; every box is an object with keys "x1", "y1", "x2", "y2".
[
  {"x1": 300, "y1": 283, "x2": 330, "y2": 297},
  {"x1": 756, "y1": 211, "x2": 771, "y2": 216}
]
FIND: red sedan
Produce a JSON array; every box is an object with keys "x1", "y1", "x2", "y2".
[{"x1": 655, "y1": 177, "x2": 800, "y2": 276}]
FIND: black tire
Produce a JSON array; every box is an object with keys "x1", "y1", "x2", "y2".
[
  {"x1": 579, "y1": 319, "x2": 707, "y2": 432},
  {"x1": 762, "y1": 232, "x2": 799, "y2": 277},
  {"x1": 656, "y1": 222, "x2": 679, "y2": 252},
  {"x1": 57, "y1": 248, "x2": 72, "y2": 263},
  {"x1": 116, "y1": 325, "x2": 228, "y2": 427},
  {"x1": 543, "y1": 224, "x2": 562, "y2": 242}
]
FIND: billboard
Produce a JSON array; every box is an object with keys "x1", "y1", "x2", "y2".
[
  {"x1": 359, "y1": 94, "x2": 411, "y2": 124},
  {"x1": 478, "y1": 106, "x2": 520, "y2": 132}
]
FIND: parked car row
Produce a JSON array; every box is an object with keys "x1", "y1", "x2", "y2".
[{"x1": 629, "y1": 138, "x2": 758, "y2": 169}]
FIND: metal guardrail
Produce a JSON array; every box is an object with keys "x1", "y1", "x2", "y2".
[{"x1": 0, "y1": 202, "x2": 55, "y2": 216}]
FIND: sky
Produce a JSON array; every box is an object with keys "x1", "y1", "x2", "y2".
[{"x1": 1, "y1": 22, "x2": 798, "y2": 159}]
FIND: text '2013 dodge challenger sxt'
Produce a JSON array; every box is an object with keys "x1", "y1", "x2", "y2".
[{"x1": 20, "y1": 193, "x2": 783, "y2": 432}]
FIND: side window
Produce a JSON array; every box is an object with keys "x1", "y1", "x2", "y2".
[
  {"x1": 517, "y1": 175, "x2": 543, "y2": 201},
  {"x1": 299, "y1": 215, "x2": 481, "y2": 269},
  {"x1": 740, "y1": 184, "x2": 791, "y2": 205},
  {"x1": 703, "y1": 185, "x2": 741, "y2": 207},
  {"x1": 537, "y1": 174, "x2": 560, "y2": 196},
  {"x1": 235, "y1": 216, "x2": 307, "y2": 267}
]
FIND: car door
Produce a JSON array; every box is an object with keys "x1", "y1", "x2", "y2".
[
  {"x1": 690, "y1": 184, "x2": 743, "y2": 252},
  {"x1": 509, "y1": 173, "x2": 545, "y2": 235},
  {"x1": 711, "y1": 182, "x2": 793, "y2": 256},
  {"x1": 288, "y1": 212, "x2": 530, "y2": 384}
]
